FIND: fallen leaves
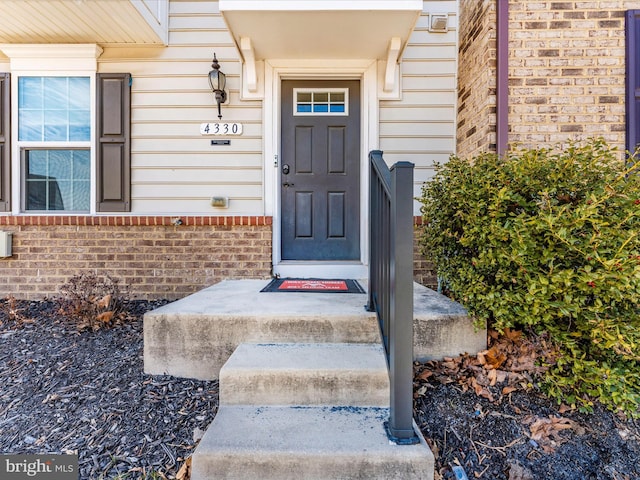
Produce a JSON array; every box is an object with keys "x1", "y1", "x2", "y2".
[
  {"x1": 96, "y1": 294, "x2": 112, "y2": 309},
  {"x1": 176, "y1": 456, "x2": 191, "y2": 480},
  {"x1": 96, "y1": 310, "x2": 115, "y2": 324},
  {"x1": 415, "y1": 328, "x2": 559, "y2": 404},
  {"x1": 481, "y1": 345, "x2": 507, "y2": 370},
  {"x1": 0, "y1": 295, "x2": 34, "y2": 326},
  {"x1": 415, "y1": 328, "x2": 640, "y2": 480},
  {"x1": 502, "y1": 386, "x2": 518, "y2": 395},
  {"x1": 55, "y1": 273, "x2": 131, "y2": 331},
  {"x1": 507, "y1": 460, "x2": 534, "y2": 480},
  {"x1": 523, "y1": 415, "x2": 586, "y2": 453}
]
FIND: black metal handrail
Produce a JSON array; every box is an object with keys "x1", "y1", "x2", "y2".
[{"x1": 366, "y1": 150, "x2": 418, "y2": 445}]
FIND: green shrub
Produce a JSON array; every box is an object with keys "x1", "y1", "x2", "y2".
[{"x1": 419, "y1": 138, "x2": 640, "y2": 414}]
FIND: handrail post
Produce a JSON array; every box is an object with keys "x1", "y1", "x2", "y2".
[
  {"x1": 367, "y1": 150, "x2": 417, "y2": 445},
  {"x1": 387, "y1": 161, "x2": 417, "y2": 443},
  {"x1": 366, "y1": 150, "x2": 380, "y2": 313}
]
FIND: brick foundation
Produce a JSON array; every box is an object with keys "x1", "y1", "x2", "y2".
[
  {"x1": 0, "y1": 216, "x2": 273, "y2": 300},
  {"x1": 413, "y1": 217, "x2": 437, "y2": 290},
  {"x1": 0, "y1": 215, "x2": 436, "y2": 299}
]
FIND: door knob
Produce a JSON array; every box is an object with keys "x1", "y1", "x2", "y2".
[
  {"x1": 282, "y1": 164, "x2": 290, "y2": 175},
  {"x1": 283, "y1": 182, "x2": 294, "y2": 187}
]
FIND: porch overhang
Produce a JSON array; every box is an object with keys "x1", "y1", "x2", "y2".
[
  {"x1": 0, "y1": 0, "x2": 168, "y2": 47},
  {"x1": 219, "y1": 0, "x2": 422, "y2": 97}
]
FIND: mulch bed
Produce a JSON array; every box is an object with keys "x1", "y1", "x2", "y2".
[
  {"x1": 1, "y1": 299, "x2": 639, "y2": 480},
  {"x1": 416, "y1": 384, "x2": 640, "y2": 480},
  {"x1": 0, "y1": 299, "x2": 218, "y2": 479},
  {"x1": 414, "y1": 331, "x2": 640, "y2": 480}
]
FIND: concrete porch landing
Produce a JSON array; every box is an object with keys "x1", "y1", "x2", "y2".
[
  {"x1": 143, "y1": 279, "x2": 485, "y2": 381},
  {"x1": 143, "y1": 279, "x2": 483, "y2": 480}
]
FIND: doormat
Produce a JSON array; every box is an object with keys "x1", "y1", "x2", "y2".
[{"x1": 260, "y1": 278, "x2": 365, "y2": 294}]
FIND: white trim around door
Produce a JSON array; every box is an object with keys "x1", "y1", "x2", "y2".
[{"x1": 264, "y1": 59, "x2": 379, "y2": 279}]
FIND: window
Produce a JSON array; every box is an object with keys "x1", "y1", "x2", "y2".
[
  {"x1": 19, "y1": 77, "x2": 90, "y2": 142},
  {"x1": 24, "y1": 149, "x2": 90, "y2": 211},
  {"x1": 0, "y1": 73, "x2": 9, "y2": 212},
  {"x1": 18, "y1": 76, "x2": 91, "y2": 212},
  {"x1": 0, "y1": 45, "x2": 130, "y2": 214},
  {"x1": 294, "y1": 88, "x2": 348, "y2": 115}
]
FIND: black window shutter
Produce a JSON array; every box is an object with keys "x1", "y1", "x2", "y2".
[
  {"x1": 0, "y1": 72, "x2": 9, "y2": 212},
  {"x1": 627, "y1": 10, "x2": 640, "y2": 155},
  {"x1": 96, "y1": 73, "x2": 131, "y2": 212}
]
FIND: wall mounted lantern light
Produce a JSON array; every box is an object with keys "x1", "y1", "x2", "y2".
[{"x1": 208, "y1": 53, "x2": 227, "y2": 119}]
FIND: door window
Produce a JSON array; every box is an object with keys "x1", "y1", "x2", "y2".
[{"x1": 294, "y1": 88, "x2": 348, "y2": 115}]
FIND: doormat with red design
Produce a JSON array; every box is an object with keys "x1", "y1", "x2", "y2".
[{"x1": 260, "y1": 278, "x2": 365, "y2": 294}]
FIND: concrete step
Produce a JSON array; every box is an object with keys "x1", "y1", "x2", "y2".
[
  {"x1": 144, "y1": 279, "x2": 486, "y2": 380},
  {"x1": 219, "y1": 343, "x2": 390, "y2": 406},
  {"x1": 191, "y1": 405, "x2": 434, "y2": 480},
  {"x1": 144, "y1": 279, "x2": 379, "y2": 380}
]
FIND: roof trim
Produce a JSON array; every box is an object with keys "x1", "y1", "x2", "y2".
[
  {"x1": 219, "y1": 1, "x2": 423, "y2": 11},
  {"x1": 0, "y1": 44, "x2": 103, "y2": 71}
]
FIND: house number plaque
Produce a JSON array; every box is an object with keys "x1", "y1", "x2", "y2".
[{"x1": 200, "y1": 123, "x2": 243, "y2": 135}]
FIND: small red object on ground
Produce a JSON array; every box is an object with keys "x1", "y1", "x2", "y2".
[{"x1": 278, "y1": 280, "x2": 348, "y2": 291}]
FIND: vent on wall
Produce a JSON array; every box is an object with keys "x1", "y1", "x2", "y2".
[
  {"x1": 429, "y1": 13, "x2": 449, "y2": 32},
  {"x1": 0, "y1": 231, "x2": 12, "y2": 257}
]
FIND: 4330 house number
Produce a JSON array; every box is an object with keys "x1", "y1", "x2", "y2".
[{"x1": 200, "y1": 123, "x2": 243, "y2": 135}]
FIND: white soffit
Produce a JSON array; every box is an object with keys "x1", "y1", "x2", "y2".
[
  {"x1": 219, "y1": 1, "x2": 423, "y2": 60},
  {"x1": 0, "y1": 0, "x2": 166, "y2": 46}
]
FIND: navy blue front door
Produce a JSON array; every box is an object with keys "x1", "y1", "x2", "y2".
[{"x1": 280, "y1": 80, "x2": 361, "y2": 261}]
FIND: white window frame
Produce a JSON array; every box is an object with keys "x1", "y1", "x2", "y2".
[
  {"x1": 293, "y1": 87, "x2": 349, "y2": 116},
  {"x1": 0, "y1": 44, "x2": 102, "y2": 215},
  {"x1": 18, "y1": 75, "x2": 92, "y2": 213}
]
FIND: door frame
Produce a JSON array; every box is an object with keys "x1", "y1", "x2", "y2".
[{"x1": 264, "y1": 59, "x2": 379, "y2": 279}]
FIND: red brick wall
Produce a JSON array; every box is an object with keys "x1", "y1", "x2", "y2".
[
  {"x1": 414, "y1": 217, "x2": 437, "y2": 290},
  {"x1": 457, "y1": 0, "x2": 496, "y2": 157},
  {"x1": 0, "y1": 215, "x2": 436, "y2": 299},
  {"x1": 457, "y1": 0, "x2": 629, "y2": 158},
  {"x1": 508, "y1": 1, "x2": 627, "y2": 150},
  {"x1": 0, "y1": 216, "x2": 273, "y2": 300}
]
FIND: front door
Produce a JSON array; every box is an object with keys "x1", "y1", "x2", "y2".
[{"x1": 280, "y1": 80, "x2": 361, "y2": 261}]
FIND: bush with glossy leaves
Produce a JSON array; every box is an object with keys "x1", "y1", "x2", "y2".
[{"x1": 419, "y1": 138, "x2": 640, "y2": 415}]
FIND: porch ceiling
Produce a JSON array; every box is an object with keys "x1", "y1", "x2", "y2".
[
  {"x1": 219, "y1": 1, "x2": 423, "y2": 60},
  {"x1": 0, "y1": 0, "x2": 166, "y2": 46}
]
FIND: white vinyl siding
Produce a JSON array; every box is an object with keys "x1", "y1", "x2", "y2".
[
  {"x1": 379, "y1": 2, "x2": 458, "y2": 211},
  {"x1": 94, "y1": 0, "x2": 457, "y2": 216},
  {"x1": 98, "y1": 0, "x2": 263, "y2": 215}
]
